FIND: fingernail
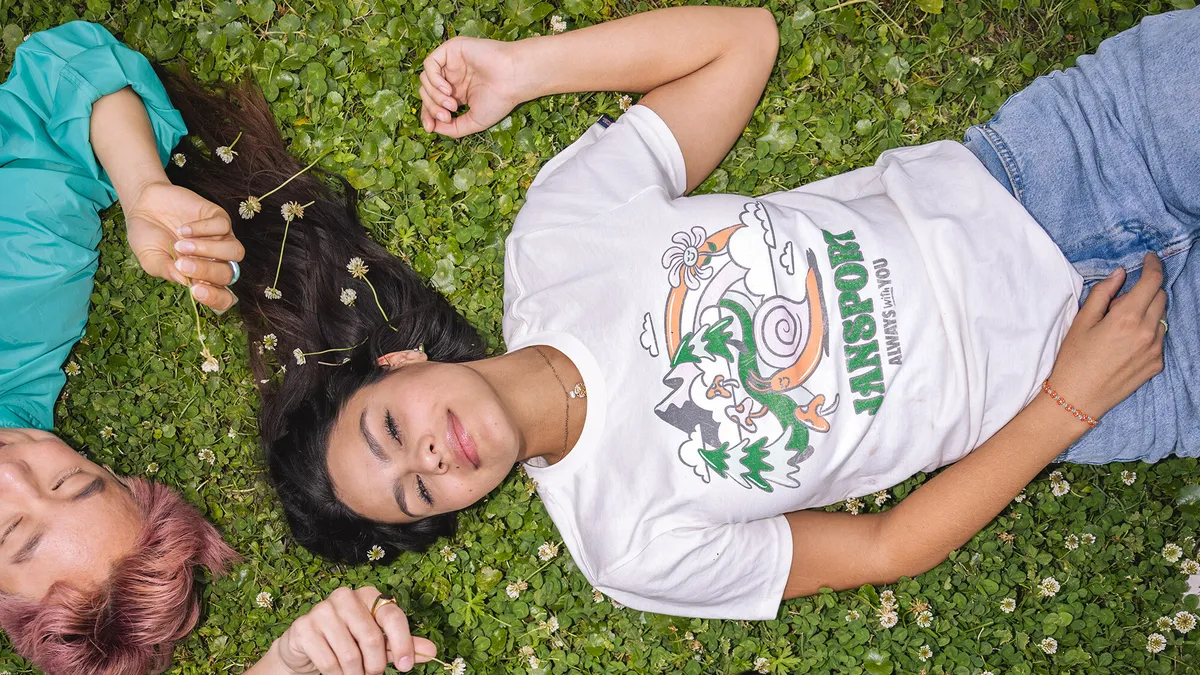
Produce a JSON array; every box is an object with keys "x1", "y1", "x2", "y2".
[
  {"x1": 438, "y1": 111, "x2": 450, "y2": 122},
  {"x1": 175, "y1": 240, "x2": 196, "y2": 254},
  {"x1": 192, "y1": 285, "x2": 209, "y2": 301},
  {"x1": 176, "y1": 259, "x2": 196, "y2": 274},
  {"x1": 439, "y1": 84, "x2": 451, "y2": 95},
  {"x1": 1108, "y1": 267, "x2": 1122, "y2": 279},
  {"x1": 444, "y1": 99, "x2": 456, "y2": 110},
  {"x1": 178, "y1": 225, "x2": 192, "y2": 237},
  {"x1": 399, "y1": 656, "x2": 413, "y2": 671}
]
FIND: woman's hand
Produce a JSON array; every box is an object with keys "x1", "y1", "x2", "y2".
[
  {"x1": 271, "y1": 586, "x2": 437, "y2": 675},
  {"x1": 1048, "y1": 252, "x2": 1167, "y2": 418},
  {"x1": 419, "y1": 36, "x2": 522, "y2": 138},
  {"x1": 124, "y1": 180, "x2": 244, "y2": 312}
]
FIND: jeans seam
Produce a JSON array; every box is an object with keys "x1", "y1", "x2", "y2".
[{"x1": 977, "y1": 123, "x2": 1026, "y2": 203}]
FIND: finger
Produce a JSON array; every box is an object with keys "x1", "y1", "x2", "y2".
[
  {"x1": 175, "y1": 236, "x2": 245, "y2": 263},
  {"x1": 1145, "y1": 287, "x2": 1167, "y2": 322},
  {"x1": 422, "y1": 45, "x2": 454, "y2": 96},
  {"x1": 176, "y1": 256, "x2": 235, "y2": 286},
  {"x1": 330, "y1": 592, "x2": 389, "y2": 675},
  {"x1": 418, "y1": 86, "x2": 453, "y2": 127},
  {"x1": 139, "y1": 249, "x2": 189, "y2": 285},
  {"x1": 1077, "y1": 267, "x2": 1125, "y2": 325},
  {"x1": 420, "y1": 71, "x2": 459, "y2": 112},
  {"x1": 434, "y1": 111, "x2": 488, "y2": 139},
  {"x1": 323, "y1": 619, "x2": 367, "y2": 675},
  {"x1": 1125, "y1": 252, "x2": 1165, "y2": 310},
  {"x1": 191, "y1": 282, "x2": 238, "y2": 313},
  {"x1": 178, "y1": 214, "x2": 233, "y2": 238},
  {"x1": 374, "y1": 602, "x2": 416, "y2": 672},
  {"x1": 413, "y1": 637, "x2": 438, "y2": 664},
  {"x1": 298, "y1": 629, "x2": 343, "y2": 675}
]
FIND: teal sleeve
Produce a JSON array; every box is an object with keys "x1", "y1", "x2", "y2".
[{"x1": 0, "y1": 21, "x2": 187, "y2": 430}]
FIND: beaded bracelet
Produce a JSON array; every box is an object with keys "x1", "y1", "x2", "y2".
[{"x1": 1041, "y1": 380, "x2": 1098, "y2": 428}]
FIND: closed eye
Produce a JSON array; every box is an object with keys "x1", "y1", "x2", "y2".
[
  {"x1": 53, "y1": 467, "x2": 82, "y2": 490},
  {"x1": 416, "y1": 476, "x2": 433, "y2": 506},
  {"x1": 385, "y1": 410, "x2": 401, "y2": 445}
]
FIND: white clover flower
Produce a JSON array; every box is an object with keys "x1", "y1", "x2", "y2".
[
  {"x1": 1156, "y1": 616, "x2": 1174, "y2": 631},
  {"x1": 592, "y1": 587, "x2": 604, "y2": 602},
  {"x1": 845, "y1": 497, "x2": 864, "y2": 515},
  {"x1": 879, "y1": 590, "x2": 896, "y2": 608},
  {"x1": 201, "y1": 348, "x2": 220, "y2": 373},
  {"x1": 1121, "y1": 470, "x2": 1137, "y2": 485},
  {"x1": 1163, "y1": 543, "x2": 1184, "y2": 563},
  {"x1": 100, "y1": 426, "x2": 115, "y2": 440},
  {"x1": 445, "y1": 656, "x2": 466, "y2": 675},
  {"x1": 916, "y1": 610, "x2": 933, "y2": 628},
  {"x1": 440, "y1": 545, "x2": 457, "y2": 562},
  {"x1": 519, "y1": 646, "x2": 534, "y2": 658},
  {"x1": 367, "y1": 545, "x2": 385, "y2": 562},
  {"x1": 528, "y1": 655, "x2": 541, "y2": 669},
  {"x1": 610, "y1": 598, "x2": 624, "y2": 609},
  {"x1": 1173, "y1": 611, "x2": 1197, "y2": 633},
  {"x1": 1146, "y1": 632, "x2": 1167, "y2": 654},
  {"x1": 618, "y1": 94, "x2": 632, "y2": 111},
  {"x1": 347, "y1": 257, "x2": 370, "y2": 279},
  {"x1": 981, "y1": 671, "x2": 994, "y2": 675},
  {"x1": 1051, "y1": 480, "x2": 1071, "y2": 497},
  {"x1": 172, "y1": 153, "x2": 186, "y2": 167},
  {"x1": 1040, "y1": 637, "x2": 1058, "y2": 654},
  {"x1": 1014, "y1": 491, "x2": 1027, "y2": 503},
  {"x1": 216, "y1": 146, "x2": 237, "y2": 163},
  {"x1": 845, "y1": 609, "x2": 861, "y2": 622},
  {"x1": 1038, "y1": 577, "x2": 1060, "y2": 598},
  {"x1": 1050, "y1": 470, "x2": 1064, "y2": 483},
  {"x1": 146, "y1": 462, "x2": 159, "y2": 475},
  {"x1": 281, "y1": 200, "x2": 307, "y2": 222},
  {"x1": 538, "y1": 541, "x2": 559, "y2": 561},
  {"x1": 293, "y1": 348, "x2": 306, "y2": 365},
  {"x1": 255, "y1": 591, "x2": 273, "y2": 609},
  {"x1": 262, "y1": 333, "x2": 278, "y2": 351},
  {"x1": 754, "y1": 656, "x2": 770, "y2": 674},
  {"x1": 917, "y1": 645, "x2": 932, "y2": 662},
  {"x1": 878, "y1": 611, "x2": 898, "y2": 628},
  {"x1": 227, "y1": 427, "x2": 237, "y2": 439},
  {"x1": 340, "y1": 288, "x2": 357, "y2": 306},
  {"x1": 505, "y1": 579, "x2": 527, "y2": 599},
  {"x1": 1081, "y1": 533, "x2": 1097, "y2": 545},
  {"x1": 1065, "y1": 534, "x2": 1080, "y2": 551},
  {"x1": 999, "y1": 598, "x2": 1016, "y2": 614},
  {"x1": 873, "y1": 490, "x2": 890, "y2": 506},
  {"x1": 65, "y1": 361, "x2": 81, "y2": 376},
  {"x1": 545, "y1": 616, "x2": 559, "y2": 633},
  {"x1": 197, "y1": 448, "x2": 216, "y2": 465},
  {"x1": 1181, "y1": 559, "x2": 1200, "y2": 575},
  {"x1": 549, "y1": 14, "x2": 566, "y2": 33},
  {"x1": 239, "y1": 196, "x2": 262, "y2": 220},
  {"x1": 264, "y1": 286, "x2": 282, "y2": 300}
]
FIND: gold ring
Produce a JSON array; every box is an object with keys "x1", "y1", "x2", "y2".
[
  {"x1": 1161, "y1": 318, "x2": 1169, "y2": 333},
  {"x1": 370, "y1": 594, "x2": 398, "y2": 620}
]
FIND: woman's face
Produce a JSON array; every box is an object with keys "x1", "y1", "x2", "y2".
[
  {"x1": 0, "y1": 429, "x2": 141, "y2": 601},
  {"x1": 325, "y1": 352, "x2": 520, "y2": 524}
]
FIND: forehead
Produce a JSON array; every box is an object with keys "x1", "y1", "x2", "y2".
[{"x1": 1, "y1": 483, "x2": 141, "y2": 601}]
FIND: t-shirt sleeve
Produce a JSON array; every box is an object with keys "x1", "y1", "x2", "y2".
[
  {"x1": 513, "y1": 105, "x2": 688, "y2": 233},
  {"x1": 0, "y1": 21, "x2": 186, "y2": 430},
  {"x1": 594, "y1": 515, "x2": 793, "y2": 620}
]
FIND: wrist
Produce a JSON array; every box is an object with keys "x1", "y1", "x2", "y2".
[{"x1": 509, "y1": 35, "x2": 554, "y2": 101}]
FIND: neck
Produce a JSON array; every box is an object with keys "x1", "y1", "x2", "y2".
[{"x1": 465, "y1": 346, "x2": 585, "y2": 464}]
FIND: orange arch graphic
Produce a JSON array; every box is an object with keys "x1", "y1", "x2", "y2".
[{"x1": 664, "y1": 223, "x2": 745, "y2": 360}]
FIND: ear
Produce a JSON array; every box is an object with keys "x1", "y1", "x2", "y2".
[{"x1": 376, "y1": 349, "x2": 428, "y2": 371}]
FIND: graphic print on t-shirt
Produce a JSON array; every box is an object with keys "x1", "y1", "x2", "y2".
[{"x1": 645, "y1": 201, "x2": 843, "y2": 493}]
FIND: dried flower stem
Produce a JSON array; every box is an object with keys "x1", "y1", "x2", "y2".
[
  {"x1": 261, "y1": 153, "x2": 327, "y2": 202},
  {"x1": 227, "y1": 131, "x2": 242, "y2": 151},
  {"x1": 360, "y1": 275, "x2": 397, "y2": 331},
  {"x1": 268, "y1": 200, "x2": 316, "y2": 291}
]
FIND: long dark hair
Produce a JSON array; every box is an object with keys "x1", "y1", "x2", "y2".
[{"x1": 160, "y1": 71, "x2": 487, "y2": 563}]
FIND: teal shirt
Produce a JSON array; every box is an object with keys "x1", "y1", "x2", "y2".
[{"x1": 0, "y1": 22, "x2": 186, "y2": 430}]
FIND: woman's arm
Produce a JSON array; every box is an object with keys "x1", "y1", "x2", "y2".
[
  {"x1": 91, "y1": 87, "x2": 243, "y2": 311},
  {"x1": 419, "y1": 6, "x2": 779, "y2": 192},
  {"x1": 782, "y1": 256, "x2": 1167, "y2": 598}
]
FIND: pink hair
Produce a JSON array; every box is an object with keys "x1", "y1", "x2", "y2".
[{"x1": 0, "y1": 478, "x2": 239, "y2": 675}]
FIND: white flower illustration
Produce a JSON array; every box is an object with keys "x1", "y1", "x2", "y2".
[{"x1": 661, "y1": 226, "x2": 715, "y2": 290}]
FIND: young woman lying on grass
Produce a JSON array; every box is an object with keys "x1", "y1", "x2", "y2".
[
  {"x1": 0, "y1": 22, "x2": 440, "y2": 675},
  {"x1": 176, "y1": 6, "x2": 1195, "y2": 620}
]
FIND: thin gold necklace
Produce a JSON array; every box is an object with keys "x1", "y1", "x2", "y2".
[{"x1": 533, "y1": 346, "x2": 586, "y2": 461}]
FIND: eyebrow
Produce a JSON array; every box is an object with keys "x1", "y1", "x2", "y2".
[
  {"x1": 72, "y1": 477, "x2": 105, "y2": 502},
  {"x1": 12, "y1": 530, "x2": 44, "y2": 565},
  {"x1": 359, "y1": 409, "x2": 414, "y2": 519}
]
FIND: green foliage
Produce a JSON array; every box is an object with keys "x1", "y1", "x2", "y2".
[{"x1": 1, "y1": 0, "x2": 1198, "y2": 672}]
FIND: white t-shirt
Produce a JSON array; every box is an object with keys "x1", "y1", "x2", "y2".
[{"x1": 502, "y1": 106, "x2": 1083, "y2": 620}]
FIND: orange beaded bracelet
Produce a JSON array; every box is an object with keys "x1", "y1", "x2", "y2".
[{"x1": 1041, "y1": 380, "x2": 1098, "y2": 428}]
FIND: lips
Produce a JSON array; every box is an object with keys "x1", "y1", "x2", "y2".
[{"x1": 446, "y1": 411, "x2": 481, "y2": 469}]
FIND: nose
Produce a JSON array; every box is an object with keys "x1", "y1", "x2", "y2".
[
  {"x1": 0, "y1": 461, "x2": 40, "y2": 500},
  {"x1": 414, "y1": 434, "x2": 448, "y2": 476}
]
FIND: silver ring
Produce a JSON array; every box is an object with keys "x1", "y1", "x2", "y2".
[
  {"x1": 1160, "y1": 318, "x2": 1169, "y2": 333},
  {"x1": 228, "y1": 260, "x2": 241, "y2": 286}
]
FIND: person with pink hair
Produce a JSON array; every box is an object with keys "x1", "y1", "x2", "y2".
[{"x1": 1, "y1": 22, "x2": 438, "y2": 675}]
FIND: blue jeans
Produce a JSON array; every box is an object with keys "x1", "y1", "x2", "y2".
[{"x1": 963, "y1": 7, "x2": 1200, "y2": 464}]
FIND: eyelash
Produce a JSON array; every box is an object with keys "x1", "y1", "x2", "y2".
[
  {"x1": 416, "y1": 476, "x2": 433, "y2": 506},
  {"x1": 53, "y1": 468, "x2": 81, "y2": 490},
  {"x1": 385, "y1": 411, "x2": 401, "y2": 444}
]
